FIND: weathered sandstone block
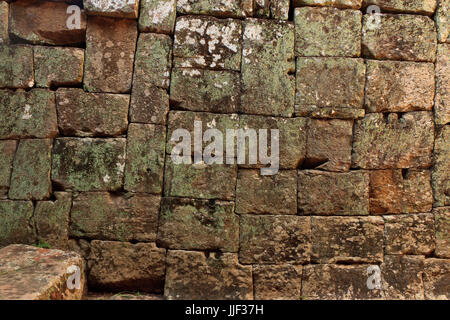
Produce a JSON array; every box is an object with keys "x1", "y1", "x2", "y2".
[
  {"x1": 298, "y1": 170, "x2": 369, "y2": 215},
  {"x1": 0, "y1": 141, "x2": 17, "y2": 198},
  {"x1": 236, "y1": 170, "x2": 297, "y2": 215},
  {"x1": 363, "y1": 0, "x2": 437, "y2": 14},
  {"x1": 165, "y1": 250, "x2": 253, "y2": 299},
  {"x1": 56, "y1": 88, "x2": 129, "y2": 137},
  {"x1": 293, "y1": 0, "x2": 362, "y2": 9},
  {"x1": 130, "y1": 85, "x2": 169, "y2": 125},
  {"x1": 157, "y1": 198, "x2": 239, "y2": 252},
  {"x1": 177, "y1": 0, "x2": 253, "y2": 18},
  {"x1": 352, "y1": 112, "x2": 434, "y2": 169},
  {"x1": 84, "y1": 16, "x2": 137, "y2": 93},
  {"x1": 296, "y1": 106, "x2": 365, "y2": 119},
  {"x1": 241, "y1": 19, "x2": 295, "y2": 117},
  {"x1": 432, "y1": 126, "x2": 450, "y2": 207},
  {"x1": 311, "y1": 216, "x2": 384, "y2": 263},
  {"x1": 88, "y1": 241, "x2": 166, "y2": 292},
  {"x1": 0, "y1": 2, "x2": 8, "y2": 44},
  {"x1": 365, "y1": 60, "x2": 435, "y2": 113},
  {"x1": 362, "y1": 14, "x2": 437, "y2": 62},
  {"x1": 139, "y1": 0, "x2": 176, "y2": 33},
  {"x1": 52, "y1": 138, "x2": 126, "y2": 192},
  {"x1": 423, "y1": 258, "x2": 450, "y2": 299},
  {"x1": 70, "y1": 192, "x2": 160, "y2": 242},
  {"x1": 436, "y1": 0, "x2": 449, "y2": 43},
  {"x1": 124, "y1": 124, "x2": 165, "y2": 194},
  {"x1": 253, "y1": 264, "x2": 302, "y2": 300},
  {"x1": 84, "y1": 0, "x2": 139, "y2": 18},
  {"x1": 384, "y1": 214, "x2": 435, "y2": 255},
  {"x1": 254, "y1": 0, "x2": 290, "y2": 20},
  {"x1": 294, "y1": 7, "x2": 361, "y2": 57},
  {"x1": 434, "y1": 207, "x2": 450, "y2": 258},
  {"x1": 0, "y1": 45, "x2": 34, "y2": 89},
  {"x1": 435, "y1": 44, "x2": 450, "y2": 125},
  {"x1": 0, "y1": 201, "x2": 35, "y2": 247},
  {"x1": 0, "y1": 245, "x2": 85, "y2": 300},
  {"x1": 239, "y1": 215, "x2": 310, "y2": 264},
  {"x1": 9, "y1": 139, "x2": 53, "y2": 201}
]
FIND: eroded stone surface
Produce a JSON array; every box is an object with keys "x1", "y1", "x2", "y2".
[
  {"x1": 130, "y1": 85, "x2": 169, "y2": 125},
  {"x1": 365, "y1": 60, "x2": 435, "y2": 113},
  {"x1": 0, "y1": 45, "x2": 34, "y2": 89},
  {"x1": 363, "y1": 0, "x2": 437, "y2": 15},
  {"x1": 436, "y1": 0, "x2": 449, "y2": 43},
  {"x1": 0, "y1": 141, "x2": 17, "y2": 198},
  {"x1": 434, "y1": 207, "x2": 450, "y2": 258},
  {"x1": 0, "y1": 201, "x2": 35, "y2": 247},
  {"x1": 435, "y1": 44, "x2": 450, "y2": 125},
  {"x1": 352, "y1": 112, "x2": 434, "y2": 169},
  {"x1": 296, "y1": 106, "x2": 365, "y2": 119},
  {"x1": 84, "y1": 0, "x2": 139, "y2": 18},
  {"x1": 423, "y1": 258, "x2": 450, "y2": 299},
  {"x1": 88, "y1": 241, "x2": 166, "y2": 293},
  {"x1": 239, "y1": 215, "x2": 310, "y2": 264},
  {"x1": 293, "y1": 0, "x2": 362, "y2": 9},
  {"x1": 139, "y1": 0, "x2": 176, "y2": 34},
  {"x1": 0, "y1": 2, "x2": 8, "y2": 44},
  {"x1": 177, "y1": 0, "x2": 253, "y2": 18},
  {"x1": 362, "y1": 14, "x2": 437, "y2": 62},
  {"x1": 253, "y1": 264, "x2": 302, "y2": 300},
  {"x1": 157, "y1": 198, "x2": 239, "y2": 252},
  {"x1": 56, "y1": 88, "x2": 129, "y2": 137},
  {"x1": 432, "y1": 126, "x2": 450, "y2": 207},
  {"x1": 0, "y1": 245, "x2": 85, "y2": 300},
  {"x1": 165, "y1": 250, "x2": 253, "y2": 299},
  {"x1": 70, "y1": 192, "x2": 160, "y2": 242}
]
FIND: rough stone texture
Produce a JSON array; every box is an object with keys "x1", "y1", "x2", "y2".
[
  {"x1": 240, "y1": 19, "x2": 295, "y2": 117},
  {"x1": 362, "y1": 14, "x2": 437, "y2": 62},
  {"x1": 70, "y1": 192, "x2": 160, "y2": 242},
  {"x1": 296, "y1": 105, "x2": 365, "y2": 119},
  {"x1": 177, "y1": 0, "x2": 253, "y2": 18},
  {"x1": 423, "y1": 258, "x2": 450, "y2": 299},
  {"x1": 369, "y1": 169, "x2": 433, "y2": 214},
  {"x1": 164, "y1": 160, "x2": 237, "y2": 200},
  {"x1": 253, "y1": 264, "x2": 302, "y2": 300},
  {"x1": 434, "y1": 207, "x2": 450, "y2": 258},
  {"x1": 436, "y1": 0, "x2": 449, "y2": 43},
  {"x1": 173, "y1": 15, "x2": 242, "y2": 71},
  {"x1": 432, "y1": 126, "x2": 450, "y2": 207},
  {"x1": 0, "y1": 140, "x2": 17, "y2": 199},
  {"x1": 0, "y1": 2, "x2": 8, "y2": 44},
  {"x1": 56, "y1": 88, "x2": 129, "y2": 137},
  {"x1": 302, "y1": 264, "x2": 383, "y2": 300},
  {"x1": 139, "y1": 0, "x2": 176, "y2": 34},
  {"x1": 0, "y1": 45, "x2": 34, "y2": 89},
  {"x1": 88, "y1": 241, "x2": 166, "y2": 293},
  {"x1": 0, "y1": 89, "x2": 58, "y2": 139},
  {"x1": 0, "y1": 245, "x2": 85, "y2": 300},
  {"x1": 382, "y1": 255, "x2": 425, "y2": 300},
  {"x1": 254, "y1": 0, "x2": 290, "y2": 19},
  {"x1": 9, "y1": 0, "x2": 86, "y2": 45},
  {"x1": 306, "y1": 119, "x2": 353, "y2": 172},
  {"x1": 293, "y1": 0, "x2": 362, "y2": 9},
  {"x1": 157, "y1": 198, "x2": 239, "y2": 252},
  {"x1": 435, "y1": 44, "x2": 450, "y2": 125},
  {"x1": 239, "y1": 215, "x2": 311, "y2": 264},
  {"x1": 35, "y1": 193, "x2": 72, "y2": 250},
  {"x1": 164, "y1": 250, "x2": 253, "y2": 300},
  {"x1": 311, "y1": 216, "x2": 384, "y2": 263},
  {"x1": 84, "y1": 0, "x2": 139, "y2": 18},
  {"x1": 298, "y1": 170, "x2": 369, "y2": 215},
  {"x1": 384, "y1": 214, "x2": 435, "y2": 255},
  {"x1": 362, "y1": 0, "x2": 437, "y2": 15},
  {"x1": 84, "y1": 16, "x2": 138, "y2": 93},
  {"x1": 365, "y1": 60, "x2": 435, "y2": 113},
  {"x1": 52, "y1": 138, "x2": 127, "y2": 192},
  {"x1": 34, "y1": 47, "x2": 84, "y2": 88},
  {"x1": 352, "y1": 112, "x2": 434, "y2": 169},
  {"x1": 124, "y1": 124, "x2": 166, "y2": 194},
  {"x1": 130, "y1": 85, "x2": 169, "y2": 125},
  {"x1": 0, "y1": 201, "x2": 35, "y2": 247},
  {"x1": 170, "y1": 68, "x2": 240, "y2": 114},
  {"x1": 9, "y1": 139, "x2": 53, "y2": 201},
  {"x1": 295, "y1": 57, "x2": 365, "y2": 109},
  {"x1": 294, "y1": 7, "x2": 361, "y2": 57},
  {"x1": 239, "y1": 115, "x2": 307, "y2": 169},
  {"x1": 236, "y1": 170, "x2": 297, "y2": 215}
]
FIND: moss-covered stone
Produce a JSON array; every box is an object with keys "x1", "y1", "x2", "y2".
[
  {"x1": 84, "y1": 16, "x2": 137, "y2": 93},
  {"x1": 84, "y1": 0, "x2": 139, "y2": 18},
  {"x1": 384, "y1": 214, "x2": 435, "y2": 255},
  {"x1": 294, "y1": 7, "x2": 361, "y2": 57},
  {"x1": 35, "y1": 192, "x2": 72, "y2": 250},
  {"x1": 0, "y1": 45, "x2": 34, "y2": 89},
  {"x1": 434, "y1": 207, "x2": 450, "y2": 258},
  {"x1": 435, "y1": 44, "x2": 449, "y2": 125},
  {"x1": 0, "y1": 2, "x2": 8, "y2": 45},
  {"x1": 296, "y1": 57, "x2": 365, "y2": 109},
  {"x1": 236, "y1": 170, "x2": 297, "y2": 215},
  {"x1": 0, "y1": 200, "x2": 35, "y2": 247},
  {"x1": 239, "y1": 215, "x2": 310, "y2": 264},
  {"x1": 362, "y1": 14, "x2": 437, "y2": 62},
  {"x1": 241, "y1": 19, "x2": 295, "y2": 117},
  {"x1": 177, "y1": 0, "x2": 254, "y2": 18},
  {"x1": 0, "y1": 141, "x2": 16, "y2": 199},
  {"x1": 298, "y1": 170, "x2": 369, "y2": 215},
  {"x1": 435, "y1": 0, "x2": 449, "y2": 43},
  {"x1": 169, "y1": 68, "x2": 240, "y2": 113},
  {"x1": 432, "y1": 126, "x2": 450, "y2": 207},
  {"x1": 52, "y1": 138, "x2": 126, "y2": 192},
  {"x1": 157, "y1": 197, "x2": 239, "y2": 252},
  {"x1": 311, "y1": 216, "x2": 384, "y2": 263},
  {"x1": 352, "y1": 112, "x2": 434, "y2": 169},
  {"x1": 34, "y1": 47, "x2": 84, "y2": 88},
  {"x1": 253, "y1": 264, "x2": 302, "y2": 300},
  {"x1": 124, "y1": 124, "x2": 166, "y2": 194},
  {"x1": 70, "y1": 192, "x2": 160, "y2": 242},
  {"x1": 293, "y1": 0, "x2": 362, "y2": 9},
  {"x1": 139, "y1": 0, "x2": 176, "y2": 33},
  {"x1": 9, "y1": 139, "x2": 53, "y2": 201},
  {"x1": 363, "y1": 0, "x2": 437, "y2": 15},
  {"x1": 255, "y1": 0, "x2": 290, "y2": 19},
  {"x1": 173, "y1": 15, "x2": 242, "y2": 71}
]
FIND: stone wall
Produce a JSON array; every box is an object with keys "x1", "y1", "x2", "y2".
[{"x1": 0, "y1": 0, "x2": 448, "y2": 299}]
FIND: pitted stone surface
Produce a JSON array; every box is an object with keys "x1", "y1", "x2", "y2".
[
  {"x1": 139, "y1": 0, "x2": 176, "y2": 34},
  {"x1": 84, "y1": 0, "x2": 139, "y2": 18},
  {"x1": 363, "y1": 0, "x2": 437, "y2": 15},
  {"x1": 293, "y1": 0, "x2": 362, "y2": 9},
  {"x1": 435, "y1": 44, "x2": 450, "y2": 125},
  {"x1": 0, "y1": 45, "x2": 34, "y2": 89}
]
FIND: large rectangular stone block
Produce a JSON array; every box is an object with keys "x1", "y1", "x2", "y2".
[
  {"x1": 434, "y1": 207, "x2": 450, "y2": 258},
  {"x1": 293, "y1": 0, "x2": 362, "y2": 9},
  {"x1": 130, "y1": 85, "x2": 169, "y2": 125},
  {"x1": 0, "y1": 2, "x2": 8, "y2": 44},
  {"x1": 157, "y1": 198, "x2": 239, "y2": 252},
  {"x1": 362, "y1": 0, "x2": 437, "y2": 14},
  {"x1": 435, "y1": 44, "x2": 450, "y2": 125},
  {"x1": 177, "y1": 0, "x2": 254, "y2": 18},
  {"x1": 0, "y1": 45, "x2": 34, "y2": 89},
  {"x1": 423, "y1": 258, "x2": 450, "y2": 299},
  {"x1": 436, "y1": 0, "x2": 449, "y2": 43},
  {"x1": 139, "y1": 0, "x2": 176, "y2": 34},
  {"x1": 253, "y1": 264, "x2": 302, "y2": 300},
  {"x1": 0, "y1": 141, "x2": 17, "y2": 199},
  {"x1": 0, "y1": 201, "x2": 35, "y2": 247},
  {"x1": 432, "y1": 126, "x2": 450, "y2": 207},
  {"x1": 84, "y1": 0, "x2": 139, "y2": 18}
]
